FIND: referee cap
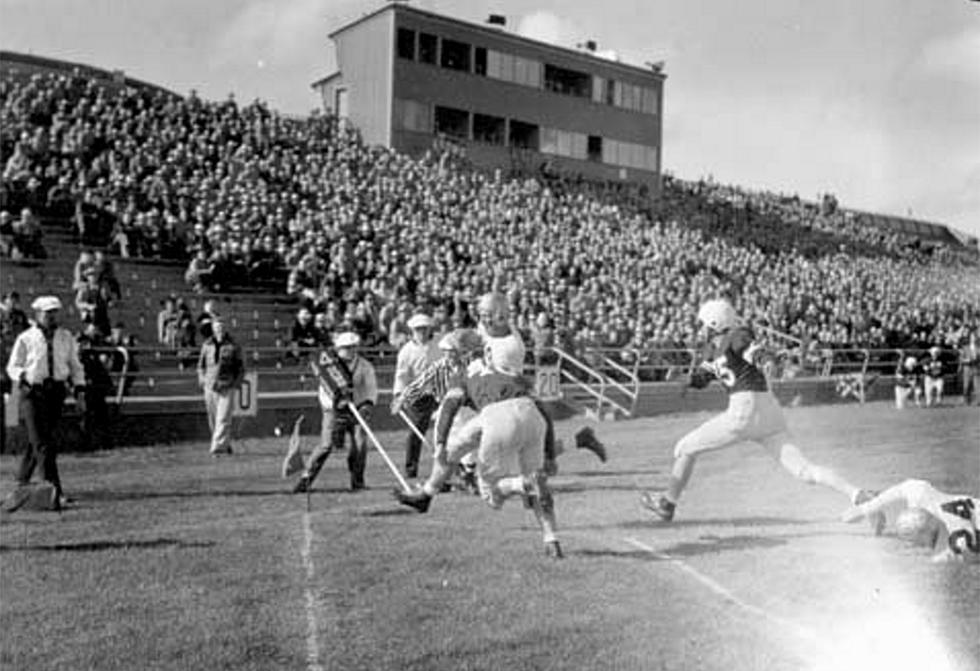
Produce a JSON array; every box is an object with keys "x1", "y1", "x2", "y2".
[
  {"x1": 334, "y1": 331, "x2": 360, "y2": 348},
  {"x1": 31, "y1": 296, "x2": 63, "y2": 312},
  {"x1": 407, "y1": 314, "x2": 433, "y2": 329}
]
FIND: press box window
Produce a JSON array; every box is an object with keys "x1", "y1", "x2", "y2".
[
  {"x1": 473, "y1": 113, "x2": 505, "y2": 145},
  {"x1": 396, "y1": 28, "x2": 415, "y2": 60},
  {"x1": 419, "y1": 33, "x2": 438, "y2": 65},
  {"x1": 434, "y1": 105, "x2": 469, "y2": 139},
  {"x1": 441, "y1": 38, "x2": 471, "y2": 72},
  {"x1": 474, "y1": 47, "x2": 487, "y2": 76},
  {"x1": 508, "y1": 120, "x2": 539, "y2": 149},
  {"x1": 587, "y1": 136, "x2": 602, "y2": 162}
]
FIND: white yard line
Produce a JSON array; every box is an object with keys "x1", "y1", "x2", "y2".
[
  {"x1": 623, "y1": 536, "x2": 827, "y2": 649},
  {"x1": 300, "y1": 511, "x2": 324, "y2": 671}
]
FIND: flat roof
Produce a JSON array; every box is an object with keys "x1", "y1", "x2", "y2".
[{"x1": 328, "y1": 3, "x2": 666, "y2": 81}]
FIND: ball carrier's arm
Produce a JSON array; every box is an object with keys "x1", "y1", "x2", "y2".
[{"x1": 309, "y1": 354, "x2": 412, "y2": 494}]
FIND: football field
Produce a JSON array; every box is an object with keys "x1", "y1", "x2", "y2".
[{"x1": 1, "y1": 401, "x2": 978, "y2": 671}]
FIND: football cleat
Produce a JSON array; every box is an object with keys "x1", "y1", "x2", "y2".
[
  {"x1": 394, "y1": 488, "x2": 432, "y2": 513},
  {"x1": 854, "y1": 489, "x2": 886, "y2": 536},
  {"x1": 640, "y1": 491, "x2": 675, "y2": 522},
  {"x1": 544, "y1": 540, "x2": 564, "y2": 559},
  {"x1": 574, "y1": 427, "x2": 607, "y2": 463}
]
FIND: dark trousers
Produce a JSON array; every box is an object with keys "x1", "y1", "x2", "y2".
[
  {"x1": 403, "y1": 396, "x2": 438, "y2": 478},
  {"x1": 309, "y1": 408, "x2": 368, "y2": 489},
  {"x1": 81, "y1": 388, "x2": 111, "y2": 450},
  {"x1": 18, "y1": 382, "x2": 67, "y2": 493}
]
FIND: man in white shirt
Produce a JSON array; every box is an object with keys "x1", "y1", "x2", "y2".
[
  {"x1": 4, "y1": 296, "x2": 86, "y2": 510},
  {"x1": 392, "y1": 313, "x2": 441, "y2": 479}
]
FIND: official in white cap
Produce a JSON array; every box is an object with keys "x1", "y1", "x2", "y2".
[
  {"x1": 390, "y1": 313, "x2": 440, "y2": 478},
  {"x1": 4, "y1": 295, "x2": 86, "y2": 510},
  {"x1": 294, "y1": 331, "x2": 378, "y2": 492}
]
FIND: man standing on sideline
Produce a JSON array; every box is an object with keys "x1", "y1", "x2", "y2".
[
  {"x1": 959, "y1": 332, "x2": 979, "y2": 406},
  {"x1": 4, "y1": 296, "x2": 86, "y2": 510},
  {"x1": 197, "y1": 316, "x2": 244, "y2": 456},
  {"x1": 392, "y1": 313, "x2": 440, "y2": 479},
  {"x1": 922, "y1": 346, "x2": 945, "y2": 407},
  {"x1": 293, "y1": 332, "x2": 377, "y2": 493}
]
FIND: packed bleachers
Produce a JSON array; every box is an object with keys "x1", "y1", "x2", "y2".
[{"x1": 3, "y1": 62, "x2": 979, "y2": 398}]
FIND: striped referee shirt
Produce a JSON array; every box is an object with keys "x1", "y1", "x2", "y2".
[{"x1": 399, "y1": 357, "x2": 466, "y2": 406}]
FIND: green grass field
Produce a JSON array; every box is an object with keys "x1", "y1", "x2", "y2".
[{"x1": 1, "y1": 401, "x2": 978, "y2": 671}]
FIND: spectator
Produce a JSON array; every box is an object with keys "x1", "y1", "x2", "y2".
[
  {"x1": 184, "y1": 249, "x2": 215, "y2": 294},
  {"x1": 197, "y1": 299, "x2": 219, "y2": 341},
  {"x1": 959, "y1": 331, "x2": 979, "y2": 406},
  {"x1": 196, "y1": 316, "x2": 245, "y2": 456},
  {"x1": 75, "y1": 268, "x2": 112, "y2": 337},
  {"x1": 157, "y1": 296, "x2": 180, "y2": 348},
  {"x1": 72, "y1": 249, "x2": 95, "y2": 291},
  {"x1": 76, "y1": 323, "x2": 113, "y2": 450},
  {"x1": 91, "y1": 250, "x2": 121, "y2": 300},
  {"x1": 287, "y1": 307, "x2": 318, "y2": 363}
]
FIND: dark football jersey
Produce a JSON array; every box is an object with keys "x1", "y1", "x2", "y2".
[
  {"x1": 464, "y1": 367, "x2": 529, "y2": 411},
  {"x1": 693, "y1": 326, "x2": 769, "y2": 393},
  {"x1": 923, "y1": 357, "x2": 943, "y2": 379}
]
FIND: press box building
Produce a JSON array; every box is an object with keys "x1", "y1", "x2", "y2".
[{"x1": 313, "y1": 3, "x2": 665, "y2": 193}]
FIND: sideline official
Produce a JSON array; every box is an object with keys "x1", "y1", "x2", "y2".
[
  {"x1": 197, "y1": 316, "x2": 244, "y2": 455},
  {"x1": 4, "y1": 296, "x2": 86, "y2": 507},
  {"x1": 293, "y1": 331, "x2": 377, "y2": 493}
]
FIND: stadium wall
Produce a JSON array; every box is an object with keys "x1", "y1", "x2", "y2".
[{"x1": 1, "y1": 376, "x2": 903, "y2": 454}]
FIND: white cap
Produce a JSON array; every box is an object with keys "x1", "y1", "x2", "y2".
[
  {"x1": 334, "y1": 331, "x2": 360, "y2": 348},
  {"x1": 407, "y1": 314, "x2": 433, "y2": 329},
  {"x1": 31, "y1": 296, "x2": 63, "y2": 312}
]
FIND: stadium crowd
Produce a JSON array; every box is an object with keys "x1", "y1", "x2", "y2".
[{"x1": 2, "y1": 68, "x2": 979, "y2": 375}]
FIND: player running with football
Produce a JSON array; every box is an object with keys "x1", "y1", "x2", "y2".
[
  {"x1": 394, "y1": 329, "x2": 564, "y2": 558},
  {"x1": 841, "y1": 479, "x2": 979, "y2": 563},
  {"x1": 640, "y1": 298, "x2": 881, "y2": 528}
]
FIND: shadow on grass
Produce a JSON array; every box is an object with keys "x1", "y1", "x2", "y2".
[
  {"x1": 78, "y1": 488, "x2": 332, "y2": 502},
  {"x1": 572, "y1": 516, "x2": 815, "y2": 531},
  {"x1": 571, "y1": 534, "x2": 786, "y2": 560},
  {"x1": 553, "y1": 481, "x2": 643, "y2": 494},
  {"x1": 570, "y1": 468, "x2": 662, "y2": 477},
  {"x1": 360, "y1": 507, "x2": 417, "y2": 517},
  {"x1": 0, "y1": 537, "x2": 215, "y2": 553}
]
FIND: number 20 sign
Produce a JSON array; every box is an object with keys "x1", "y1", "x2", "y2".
[{"x1": 535, "y1": 366, "x2": 561, "y2": 401}]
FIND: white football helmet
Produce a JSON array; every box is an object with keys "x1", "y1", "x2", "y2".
[
  {"x1": 895, "y1": 507, "x2": 942, "y2": 548},
  {"x1": 697, "y1": 299, "x2": 738, "y2": 333},
  {"x1": 904, "y1": 356, "x2": 917, "y2": 368}
]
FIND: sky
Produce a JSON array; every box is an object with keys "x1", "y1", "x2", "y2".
[{"x1": 2, "y1": 0, "x2": 978, "y2": 238}]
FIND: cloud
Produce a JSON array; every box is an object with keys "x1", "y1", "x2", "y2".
[
  {"x1": 209, "y1": 0, "x2": 354, "y2": 69},
  {"x1": 916, "y1": 27, "x2": 980, "y2": 85},
  {"x1": 514, "y1": 11, "x2": 580, "y2": 49}
]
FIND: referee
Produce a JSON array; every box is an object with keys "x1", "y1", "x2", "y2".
[{"x1": 4, "y1": 296, "x2": 86, "y2": 509}]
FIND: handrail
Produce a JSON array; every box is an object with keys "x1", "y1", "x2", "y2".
[
  {"x1": 549, "y1": 346, "x2": 632, "y2": 418},
  {"x1": 588, "y1": 349, "x2": 639, "y2": 415}
]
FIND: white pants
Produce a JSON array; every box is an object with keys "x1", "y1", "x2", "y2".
[
  {"x1": 204, "y1": 388, "x2": 235, "y2": 452},
  {"x1": 443, "y1": 397, "x2": 546, "y2": 508},
  {"x1": 924, "y1": 377, "x2": 944, "y2": 406}
]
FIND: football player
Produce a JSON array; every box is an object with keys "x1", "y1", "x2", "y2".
[
  {"x1": 922, "y1": 346, "x2": 945, "y2": 407},
  {"x1": 394, "y1": 332, "x2": 564, "y2": 558},
  {"x1": 894, "y1": 354, "x2": 922, "y2": 409},
  {"x1": 640, "y1": 298, "x2": 881, "y2": 529},
  {"x1": 841, "y1": 479, "x2": 979, "y2": 563},
  {"x1": 472, "y1": 291, "x2": 607, "y2": 470}
]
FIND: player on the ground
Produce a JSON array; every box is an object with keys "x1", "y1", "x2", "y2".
[
  {"x1": 841, "y1": 479, "x2": 979, "y2": 563},
  {"x1": 640, "y1": 298, "x2": 882, "y2": 530},
  {"x1": 393, "y1": 343, "x2": 563, "y2": 558}
]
